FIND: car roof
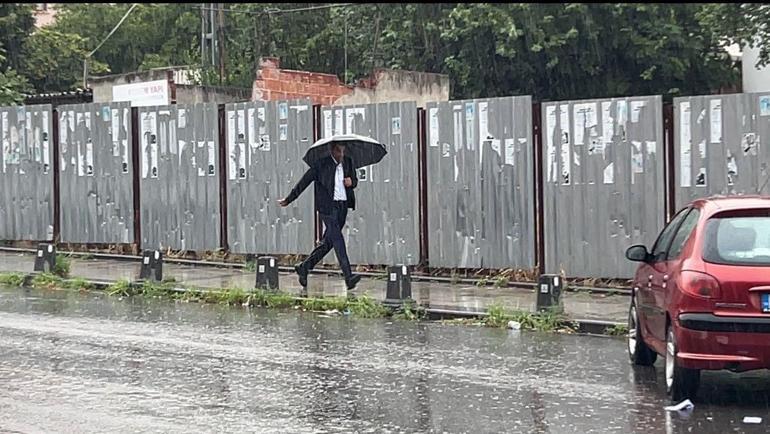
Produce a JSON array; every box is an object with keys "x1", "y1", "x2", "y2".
[{"x1": 687, "y1": 195, "x2": 770, "y2": 216}]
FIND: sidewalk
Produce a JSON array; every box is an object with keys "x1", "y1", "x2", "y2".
[{"x1": 0, "y1": 251, "x2": 629, "y2": 323}]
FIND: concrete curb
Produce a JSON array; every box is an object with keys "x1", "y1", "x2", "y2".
[
  {"x1": 0, "y1": 247, "x2": 632, "y2": 295},
  {"x1": 4, "y1": 271, "x2": 626, "y2": 337}
]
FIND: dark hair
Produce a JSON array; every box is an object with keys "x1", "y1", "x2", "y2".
[{"x1": 329, "y1": 142, "x2": 346, "y2": 150}]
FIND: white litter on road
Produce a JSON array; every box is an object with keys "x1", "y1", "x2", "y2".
[
  {"x1": 507, "y1": 321, "x2": 521, "y2": 330},
  {"x1": 743, "y1": 417, "x2": 762, "y2": 424},
  {"x1": 664, "y1": 399, "x2": 694, "y2": 413}
]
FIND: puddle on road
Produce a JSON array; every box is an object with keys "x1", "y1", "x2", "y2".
[{"x1": 0, "y1": 285, "x2": 768, "y2": 433}]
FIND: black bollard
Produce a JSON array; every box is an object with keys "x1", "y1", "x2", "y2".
[
  {"x1": 536, "y1": 274, "x2": 564, "y2": 313},
  {"x1": 385, "y1": 264, "x2": 412, "y2": 305},
  {"x1": 139, "y1": 250, "x2": 163, "y2": 282},
  {"x1": 255, "y1": 256, "x2": 279, "y2": 291},
  {"x1": 34, "y1": 243, "x2": 56, "y2": 273}
]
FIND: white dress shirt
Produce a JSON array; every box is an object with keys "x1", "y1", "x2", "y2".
[{"x1": 333, "y1": 157, "x2": 347, "y2": 201}]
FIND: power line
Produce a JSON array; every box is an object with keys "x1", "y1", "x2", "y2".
[
  {"x1": 194, "y1": 3, "x2": 358, "y2": 16},
  {"x1": 83, "y1": 3, "x2": 139, "y2": 88}
]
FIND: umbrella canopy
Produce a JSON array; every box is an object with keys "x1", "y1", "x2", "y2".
[{"x1": 303, "y1": 134, "x2": 387, "y2": 169}]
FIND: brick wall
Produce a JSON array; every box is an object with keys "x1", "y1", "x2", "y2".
[{"x1": 252, "y1": 57, "x2": 353, "y2": 105}]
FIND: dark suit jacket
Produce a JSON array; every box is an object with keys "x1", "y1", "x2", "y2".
[{"x1": 285, "y1": 155, "x2": 358, "y2": 214}]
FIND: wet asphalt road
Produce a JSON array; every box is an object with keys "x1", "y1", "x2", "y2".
[{"x1": 0, "y1": 286, "x2": 769, "y2": 434}]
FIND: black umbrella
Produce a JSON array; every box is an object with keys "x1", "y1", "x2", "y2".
[{"x1": 303, "y1": 134, "x2": 387, "y2": 169}]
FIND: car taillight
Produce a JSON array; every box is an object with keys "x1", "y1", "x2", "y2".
[{"x1": 679, "y1": 270, "x2": 722, "y2": 299}]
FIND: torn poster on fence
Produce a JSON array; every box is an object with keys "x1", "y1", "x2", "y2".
[
  {"x1": 646, "y1": 140, "x2": 657, "y2": 155},
  {"x1": 603, "y1": 162, "x2": 614, "y2": 184},
  {"x1": 679, "y1": 102, "x2": 692, "y2": 187},
  {"x1": 545, "y1": 105, "x2": 557, "y2": 183},
  {"x1": 696, "y1": 167, "x2": 707, "y2": 187},
  {"x1": 710, "y1": 99, "x2": 722, "y2": 143},
  {"x1": 465, "y1": 103, "x2": 475, "y2": 150},
  {"x1": 442, "y1": 142, "x2": 451, "y2": 158},
  {"x1": 111, "y1": 109, "x2": 121, "y2": 157},
  {"x1": 238, "y1": 109, "x2": 246, "y2": 143},
  {"x1": 279, "y1": 124, "x2": 288, "y2": 141},
  {"x1": 346, "y1": 108, "x2": 365, "y2": 134},
  {"x1": 141, "y1": 111, "x2": 158, "y2": 179},
  {"x1": 227, "y1": 111, "x2": 236, "y2": 160},
  {"x1": 602, "y1": 101, "x2": 613, "y2": 144},
  {"x1": 429, "y1": 108, "x2": 439, "y2": 147},
  {"x1": 334, "y1": 110, "x2": 343, "y2": 136},
  {"x1": 560, "y1": 104, "x2": 571, "y2": 185},
  {"x1": 177, "y1": 109, "x2": 186, "y2": 129},
  {"x1": 573, "y1": 103, "x2": 597, "y2": 146},
  {"x1": 260, "y1": 135, "x2": 271, "y2": 152},
  {"x1": 229, "y1": 141, "x2": 245, "y2": 180},
  {"x1": 85, "y1": 139, "x2": 94, "y2": 177},
  {"x1": 631, "y1": 141, "x2": 644, "y2": 178},
  {"x1": 208, "y1": 141, "x2": 217, "y2": 176},
  {"x1": 323, "y1": 110, "x2": 333, "y2": 139},
  {"x1": 697, "y1": 139, "x2": 707, "y2": 160},
  {"x1": 504, "y1": 138, "x2": 516, "y2": 165},
  {"x1": 760, "y1": 95, "x2": 770, "y2": 116},
  {"x1": 453, "y1": 110, "x2": 463, "y2": 152},
  {"x1": 630, "y1": 101, "x2": 646, "y2": 123},
  {"x1": 727, "y1": 149, "x2": 737, "y2": 186},
  {"x1": 278, "y1": 102, "x2": 288, "y2": 120},
  {"x1": 248, "y1": 108, "x2": 257, "y2": 149},
  {"x1": 392, "y1": 117, "x2": 401, "y2": 135},
  {"x1": 478, "y1": 102, "x2": 489, "y2": 145},
  {"x1": 742, "y1": 132, "x2": 758, "y2": 156},
  {"x1": 588, "y1": 138, "x2": 604, "y2": 156},
  {"x1": 291, "y1": 105, "x2": 308, "y2": 113},
  {"x1": 617, "y1": 101, "x2": 628, "y2": 125}
]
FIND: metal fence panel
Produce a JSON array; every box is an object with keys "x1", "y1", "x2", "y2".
[
  {"x1": 225, "y1": 100, "x2": 314, "y2": 254},
  {"x1": 542, "y1": 96, "x2": 665, "y2": 279},
  {"x1": 319, "y1": 102, "x2": 420, "y2": 266},
  {"x1": 58, "y1": 102, "x2": 134, "y2": 243},
  {"x1": 0, "y1": 104, "x2": 54, "y2": 241},
  {"x1": 138, "y1": 103, "x2": 220, "y2": 251},
  {"x1": 675, "y1": 93, "x2": 770, "y2": 208},
  {"x1": 425, "y1": 97, "x2": 535, "y2": 269}
]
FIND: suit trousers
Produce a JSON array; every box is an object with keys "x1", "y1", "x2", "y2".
[{"x1": 300, "y1": 201, "x2": 352, "y2": 279}]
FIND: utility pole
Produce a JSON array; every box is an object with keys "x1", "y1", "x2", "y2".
[{"x1": 217, "y1": 3, "x2": 226, "y2": 85}]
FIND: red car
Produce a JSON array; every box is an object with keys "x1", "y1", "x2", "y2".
[{"x1": 626, "y1": 196, "x2": 770, "y2": 400}]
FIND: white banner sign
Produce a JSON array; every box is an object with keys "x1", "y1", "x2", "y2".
[{"x1": 112, "y1": 79, "x2": 170, "y2": 107}]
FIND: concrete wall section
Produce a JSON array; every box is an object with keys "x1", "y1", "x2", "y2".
[
  {"x1": 58, "y1": 102, "x2": 134, "y2": 243},
  {"x1": 225, "y1": 100, "x2": 315, "y2": 255},
  {"x1": 542, "y1": 96, "x2": 665, "y2": 279},
  {"x1": 0, "y1": 104, "x2": 54, "y2": 241},
  {"x1": 320, "y1": 102, "x2": 421, "y2": 266},
  {"x1": 426, "y1": 97, "x2": 535, "y2": 269},
  {"x1": 675, "y1": 92, "x2": 770, "y2": 209},
  {"x1": 138, "y1": 103, "x2": 220, "y2": 251}
]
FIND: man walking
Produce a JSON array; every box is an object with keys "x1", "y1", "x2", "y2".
[{"x1": 278, "y1": 142, "x2": 361, "y2": 294}]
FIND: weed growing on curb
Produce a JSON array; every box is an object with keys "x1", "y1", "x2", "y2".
[
  {"x1": 392, "y1": 302, "x2": 426, "y2": 321},
  {"x1": 31, "y1": 273, "x2": 63, "y2": 289},
  {"x1": 348, "y1": 294, "x2": 389, "y2": 318},
  {"x1": 63, "y1": 277, "x2": 94, "y2": 291},
  {"x1": 483, "y1": 303, "x2": 574, "y2": 333},
  {"x1": 0, "y1": 272, "x2": 25, "y2": 287},
  {"x1": 606, "y1": 324, "x2": 629, "y2": 336},
  {"x1": 107, "y1": 279, "x2": 133, "y2": 297},
  {"x1": 53, "y1": 254, "x2": 71, "y2": 278}
]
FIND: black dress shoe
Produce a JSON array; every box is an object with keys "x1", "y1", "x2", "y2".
[
  {"x1": 345, "y1": 274, "x2": 361, "y2": 290},
  {"x1": 295, "y1": 265, "x2": 308, "y2": 288}
]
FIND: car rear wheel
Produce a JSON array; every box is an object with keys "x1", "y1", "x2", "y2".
[
  {"x1": 666, "y1": 326, "x2": 700, "y2": 401},
  {"x1": 628, "y1": 302, "x2": 657, "y2": 366}
]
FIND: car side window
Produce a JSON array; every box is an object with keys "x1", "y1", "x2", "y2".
[
  {"x1": 667, "y1": 209, "x2": 701, "y2": 260},
  {"x1": 650, "y1": 208, "x2": 690, "y2": 262}
]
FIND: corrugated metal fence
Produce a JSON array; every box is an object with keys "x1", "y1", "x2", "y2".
[
  {"x1": 319, "y1": 102, "x2": 421, "y2": 266},
  {"x1": 0, "y1": 104, "x2": 54, "y2": 241},
  {"x1": 224, "y1": 100, "x2": 314, "y2": 255},
  {"x1": 542, "y1": 96, "x2": 665, "y2": 278},
  {"x1": 138, "y1": 103, "x2": 220, "y2": 251},
  {"x1": 425, "y1": 97, "x2": 535, "y2": 269},
  {"x1": 675, "y1": 92, "x2": 770, "y2": 209},
  {"x1": 58, "y1": 102, "x2": 134, "y2": 243}
]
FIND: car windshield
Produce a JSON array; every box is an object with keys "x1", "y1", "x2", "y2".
[{"x1": 703, "y1": 213, "x2": 770, "y2": 266}]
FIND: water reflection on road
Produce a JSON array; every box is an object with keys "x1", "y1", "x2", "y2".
[{"x1": 0, "y1": 286, "x2": 768, "y2": 433}]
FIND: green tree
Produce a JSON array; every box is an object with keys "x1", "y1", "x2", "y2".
[
  {"x1": 0, "y1": 4, "x2": 35, "y2": 72},
  {"x1": 697, "y1": 3, "x2": 770, "y2": 68},
  {"x1": 22, "y1": 29, "x2": 109, "y2": 92},
  {"x1": 51, "y1": 3, "x2": 200, "y2": 75}
]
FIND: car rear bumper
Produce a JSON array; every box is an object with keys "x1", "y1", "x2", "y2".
[{"x1": 675, "y1": 313, "x2": 770, "y2": 371}]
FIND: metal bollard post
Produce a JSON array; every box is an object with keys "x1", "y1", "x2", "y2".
[
  {"x1": 255, "y1": 256, "x2": 279, "y2": 291},
  {"x1": 385, "y1": 264, "x2": 412, "y2": 305},
  {"x1": 34, "y1": 243, "x2": 56, "y2": 273},
  {"x1": 536, "y1": 274, "x2": 564, "y2": 313},
  {"x1": 139, "y1": 250, "x2": 163, "y2": 282}
]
